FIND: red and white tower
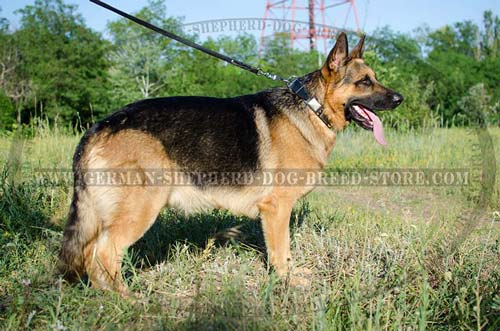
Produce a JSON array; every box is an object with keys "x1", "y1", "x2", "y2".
[{"x1": 260, "y1": 0, "x2": 361, "y2": 54}]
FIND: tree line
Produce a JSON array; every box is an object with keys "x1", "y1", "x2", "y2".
[{"x1": 0, "y1": 0, "x2": 498, "y2": 131}]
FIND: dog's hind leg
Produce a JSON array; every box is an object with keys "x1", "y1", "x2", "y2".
[
  {"x1": 78, "y1": 130, "x2": 172, "y2": 294},
  {"x1": 84, "y1": 185, "x2": 168, "y2": 295}
]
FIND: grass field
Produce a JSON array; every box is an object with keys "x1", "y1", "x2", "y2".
[{"x1": 1, "y1": 126, "x2": 499, "y2": 330}]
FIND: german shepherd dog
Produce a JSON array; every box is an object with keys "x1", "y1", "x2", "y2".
[{"x1": 59, "y1": 33, "x2": 403, "y2": 294}]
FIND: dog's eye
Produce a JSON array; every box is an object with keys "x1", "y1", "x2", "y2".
[
  {"x1": 361, "y1": 77, "x2": 372, "y2": 86},
  {"x1": 356, "y1": 76, "x2": 372, "y2": 87}
]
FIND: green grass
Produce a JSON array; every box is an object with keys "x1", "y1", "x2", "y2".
[{"x1": 1, "y1": 126, "x2": 499, "y2": 330}]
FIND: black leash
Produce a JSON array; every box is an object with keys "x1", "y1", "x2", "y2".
[{"x1": 90, "y1": 0, "x2": 332, "y2": 129}]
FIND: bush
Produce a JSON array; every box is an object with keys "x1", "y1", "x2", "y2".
[
  {"x1": 0, "y1": 89, "x2": 15, "y2": 130},
  {"x1": 457, "y1": 83, "x2": 499, "y2": 126}
]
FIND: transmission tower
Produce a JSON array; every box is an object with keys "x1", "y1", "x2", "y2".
[{"x1": 260, "y1": 0, "x2": 361, "y2": 54}]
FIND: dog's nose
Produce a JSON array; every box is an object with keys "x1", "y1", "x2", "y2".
[{"x1": 392, "y1": 93, "x2": 404, "y2": 105}]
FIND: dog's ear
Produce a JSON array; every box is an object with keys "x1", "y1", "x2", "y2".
[
  {"x1": 350, "y1": 34, "x2": 365, "y2": 59},
  {"x1": 322, "y1": 32, "x2": 348, "y2": 78}
]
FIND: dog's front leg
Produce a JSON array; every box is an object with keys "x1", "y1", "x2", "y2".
[{"x1": 258, "y1": 193, "x2": 293, "y2": 276}]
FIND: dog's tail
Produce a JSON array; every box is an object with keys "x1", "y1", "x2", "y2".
[
  {"x1": 59, "y1": 190, "x2": 95, "y2": 281},
  {"x1": 58, "y1": 133, "x2": 100, "y2": 281}
]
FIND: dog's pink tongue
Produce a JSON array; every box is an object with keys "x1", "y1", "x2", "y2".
[{"x1": 359, "y1": 106, "x2": 387, "y2": 146}]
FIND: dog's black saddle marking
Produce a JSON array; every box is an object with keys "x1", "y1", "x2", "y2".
[{"x1": 103, "y1": 96, "x2": 262, "y2": 174}]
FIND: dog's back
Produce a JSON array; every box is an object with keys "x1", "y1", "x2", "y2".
[{"x1": 98, "y1": 96, "x2": 273, "y2": 172}]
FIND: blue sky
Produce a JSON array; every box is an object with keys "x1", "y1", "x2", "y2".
[{"x1": 1, "y1": 0, "x2": 499, "y2": 36}]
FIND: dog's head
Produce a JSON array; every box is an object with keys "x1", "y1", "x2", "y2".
[{"x1": 319, "y1": 32, "x2": 403, "y2": 144}]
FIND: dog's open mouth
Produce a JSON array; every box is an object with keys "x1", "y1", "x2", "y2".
[{"x1": 347, "y1": 104, "x2": 387, "y2": 146}]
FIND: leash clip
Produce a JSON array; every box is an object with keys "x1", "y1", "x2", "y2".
[
  {"x1": 257, "y1": 68, "x2": 289, "y2": 83},
  {"x1": 257, "y1": 69, "x2": 277, "y2": 81}
]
